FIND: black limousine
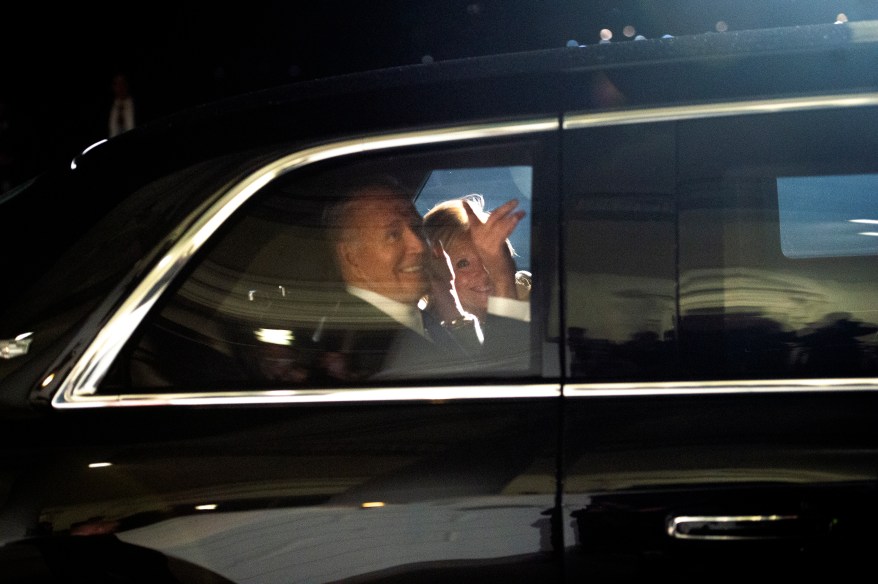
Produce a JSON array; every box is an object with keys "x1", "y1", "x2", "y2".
[{"x1": 2, "y1": 19, "x2": 878, "y2": 583}]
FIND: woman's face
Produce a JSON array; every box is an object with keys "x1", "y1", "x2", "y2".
[{"x1": 446, "y1": 233, "x2": 492, "y2": 319}]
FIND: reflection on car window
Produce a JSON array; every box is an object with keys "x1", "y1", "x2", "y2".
[
  {"x1": 101, "y1": 144, "x2": 539, "y2": 394},
  {"x1": 564, "y1": 108, "x2": 878, "y2": 383}
]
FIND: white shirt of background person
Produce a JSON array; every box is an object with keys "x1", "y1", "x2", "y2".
[
  {"x1": 108, "y1": 74, "x2": 136, "y2": 138},
  {"x1": 109, "y1": 96, "x2": 135, "y2": 137}
]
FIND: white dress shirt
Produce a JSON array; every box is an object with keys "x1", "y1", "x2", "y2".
[
  {"x1": 109, "y1": 97, "x2": 136, "y2": 137},
  {"x1": 346, "y1": 285, "x2": 426, "y2": 337}
]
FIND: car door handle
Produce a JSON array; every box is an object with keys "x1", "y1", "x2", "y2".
[
  {"x1": 667, "y1": 514, "x2": 810, "y2": 540},
  {"x1": 0, "y1": 332, "x2": 33, "y2": 359}
]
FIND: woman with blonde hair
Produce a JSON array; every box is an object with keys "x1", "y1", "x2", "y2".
[{"x1": 423, "y1": 194, "x2": 531, "y2": 328}]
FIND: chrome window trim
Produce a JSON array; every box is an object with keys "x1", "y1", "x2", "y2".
[
  {"x1": 52, "y1": 91, "x2": 878, "y2": 409},
  {"x1": 564, "y1": 378, "x2": 878, "y2": 397},
  {"x1": 52, "y1": 118, "x2": 559, "y2": 408},
  {"x1": 563, "y1": 92, "x2": 878, "y2": 129},
  {"x1": 52, "y1": 384, "x2": 562, "y2": 409}
]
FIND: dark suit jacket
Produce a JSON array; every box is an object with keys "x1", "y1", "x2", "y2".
[
  {"x1": 478, "y1": 311, "x2": 533, "y2": 374},
  {"x1": 316, "y1": 291, "x2": 533, "y2": 382},
  {"x1": 316, "y1": 292, "x2": 480, "y2": 381}
]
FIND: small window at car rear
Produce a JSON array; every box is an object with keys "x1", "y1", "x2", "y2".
[{"x1": 778, "y1": 174, "x2": 878, "y2": 259}]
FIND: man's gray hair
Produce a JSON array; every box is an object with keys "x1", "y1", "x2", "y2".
[{"x1": 322, "y1": 174, "x2": 410, "y2": 243}]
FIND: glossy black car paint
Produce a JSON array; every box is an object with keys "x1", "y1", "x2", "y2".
[{"x1": 2, "y1": 22, "x2": 878, "y2": 583}]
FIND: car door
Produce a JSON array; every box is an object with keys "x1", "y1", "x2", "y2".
[
  {"x1": 2, "y1": 121, "x2": 566, "y2": 583},
  {"x1": 558, "y1": 96, "x2": 878, "y2": 581}
]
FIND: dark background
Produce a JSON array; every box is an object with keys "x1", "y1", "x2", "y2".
[{"x1": 2, "y1": 0, "x2": 875, "y2": 185}]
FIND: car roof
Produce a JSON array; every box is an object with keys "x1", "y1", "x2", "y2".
[{"x1": 68, "y1": 21, "x2": 876, "y2": 173}]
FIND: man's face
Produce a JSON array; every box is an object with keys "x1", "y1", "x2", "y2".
[{"x1": 337, "y1": 188, "x2": 429, "y2": 304}]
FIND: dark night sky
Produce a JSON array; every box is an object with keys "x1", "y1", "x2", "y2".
[{"x1": 2, "y1": 1, "x2": 875, "y2": 174}]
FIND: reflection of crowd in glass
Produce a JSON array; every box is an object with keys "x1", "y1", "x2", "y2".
[{"x1": 568, "y1": 312, "x2": 878, "y2": 381}]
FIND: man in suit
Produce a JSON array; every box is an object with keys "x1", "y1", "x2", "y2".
[
  {"x1": 108, "y1": 73, "x2": 136, "y2": 138},
  {"x1": 321, "y1": 176, "x2": 530, "y2": 381}
]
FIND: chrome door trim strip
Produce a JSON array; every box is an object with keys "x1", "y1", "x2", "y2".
[
  {"x1": 564, "y1": 378, "x2": 878, "y2": 397},
  {"x1": 563, "y1": 92, "x2": 878, "y2": 129},
  {"x1": 667, "y1": 514, "x2": 803, "y2": 541},
  {"x1": 52, "y1": 384, "x2": 562, "y2": 409},
  {"x1": 52, "y1": 118, "x2": 559, "y2": 407}
]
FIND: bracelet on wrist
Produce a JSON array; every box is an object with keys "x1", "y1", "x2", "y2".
[{"x1": 440, "y1": 317, "x2": 474, "y2": 330}]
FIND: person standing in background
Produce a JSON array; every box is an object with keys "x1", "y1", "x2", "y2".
[{"x1": 108, "y1": 72, "x2": 136, "y2": 138}]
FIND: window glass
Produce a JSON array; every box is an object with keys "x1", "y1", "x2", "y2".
[
  {"x1": 778, "y1": 174, "x2": 878, "y2": 258},
  {"x1": 416, "y1": 166, "x2": 532, "y2": 271},
  {"x1": 564, "y1": 107, "x2": 878, "y2": 382},
  {"x1": 101, "y1": 141, "x2": 542, "y2": 394},
  {"x1": 563, "y1": 124, "x2": 678, "y2": 381}
]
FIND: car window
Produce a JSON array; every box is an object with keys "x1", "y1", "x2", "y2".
[
  {"x1": 99, "y1": 139, "x2": 547, "y2": 395},
  {"x1": 778, "y1": 173, "x2": 878, "y2": 258},
  {"x1": 563, "y1": 104, "x2": 878, "y2": 382},
  {"x1": 415, "y1": 166, "x2": 532, "y2": 271}
]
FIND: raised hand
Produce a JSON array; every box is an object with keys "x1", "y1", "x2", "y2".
[{"x1": 464, "y1": 198, "x2": 525, "y2": 299}]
